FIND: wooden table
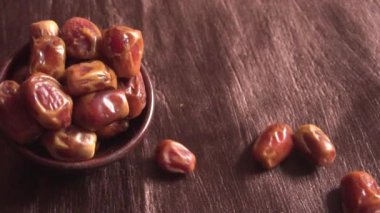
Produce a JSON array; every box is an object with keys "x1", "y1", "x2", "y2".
[{"x1": 0, "y1": 0, "x2": 379, "y2": 212}]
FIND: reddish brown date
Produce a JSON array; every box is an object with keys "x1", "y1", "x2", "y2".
[
  {"x1": 66, "y1": 60, "x2": 117, "y2": 96},
  {"x1": 96, "y1": 119, "x2": 129, "y2": 139},
  {"x1": 101, "y1": 25, "x2": 144, "y2": 78},
  {"x1": 294, "y1": 124, "x2": 336, "y2": 166},
  {"x1": 358, "y1": 203, "x2": 380, "y2": 213},
  {"x1": 42, "y1": 126, "x2": 97, "y2": 161},
  {"x1": 0, "y1": 80, "x2": 43, "y2": 144},
  {"x1": 60, "y1": 17, "x2": 102, "y2": 59},
  {"x1": 22, "y1": 72, "x2": 73, "y2": 130},
  {"x1": 73, "y1": 89, "x2": 129, "y2": 131},
  {"x1": 30, "y1": 20, "x2": 59, "y2": 40},
  {"x1": 341, "y1": 171, "x2": 380, "y2": 213},
  {"x1": 118, "y1": 72, "x2": 146, "y2": 119},
  {"x1": 252, "y1": 124, "x2": 294, "y2": 169},
  {"x1": 30, "y1": 36, "x2": 66, "y2": 80},
  {"x1": 156, "y1": 139, "x2": 196, "y2": 174}
]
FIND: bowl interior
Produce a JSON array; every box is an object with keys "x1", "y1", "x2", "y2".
[{"x1": 0, "y1": 44, "x2": 154, "y2": 170}]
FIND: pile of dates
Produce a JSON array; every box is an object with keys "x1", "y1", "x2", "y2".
[{"x1": 0, "y1": 17, "x2": 146, "y2": 161}]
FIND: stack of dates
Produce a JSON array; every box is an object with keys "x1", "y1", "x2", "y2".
[{"x1": 0, "y1": 17, "x2": 146, "y2": 161}]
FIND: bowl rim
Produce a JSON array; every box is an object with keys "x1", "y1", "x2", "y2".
[{"x1": 0, "y1": 44, "x2": 155, "y2": 170}]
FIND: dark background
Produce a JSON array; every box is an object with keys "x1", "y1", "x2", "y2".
[{"x1": 0, "y1": 0, "x2": 379, "y2": 212}]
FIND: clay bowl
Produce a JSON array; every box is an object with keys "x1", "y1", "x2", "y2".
[{"x1": 0, "y1": 44, "x2": 154, "y2": 171}]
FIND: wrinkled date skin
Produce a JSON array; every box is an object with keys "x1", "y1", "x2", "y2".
[
  {"x1": 294, "y1": 124, "x2": 336, "y2": 166},
  {"x1": 252, "y1": 124, "x2": 294, "y2": 169},
  {"x1": 42, "y1": 126, "x2": 97, "y2": 161},
  {"x1": 341, "y1": 171, "x2": 380, "y2": 213},
  {"x1": 60, "y1": 17, "x2": 102, "y2": 59},
  {"x1": 66, "y1": 60, "x2": 117, "y2": 96},
  {"x1": 101, "y1": 25, "x2": 144, "y2": 78},
  {"x1": 118, "y1": 72, "x2": 146, "y2": 119},
  {"x1": 73, "y1": 89, "x2": 129, "y2": 131},
  {"x1": 30, "y1": 20, "x2": 59, "y2": 40},
  {"x1": 156, "y1": 139, "x2": 196, "y2": 174},
  {"x1": 22, "y1": 72, "x2": 73, "y2": 130},
  {"x1": 0, "y1": 81, "x2": 43, "y2": 144},
  {"x1": 96, "y1": 119, "x2": 129, "y2": 139},
  {"x1": 30, "y1": 36, "x2": 66, "y2": 80}
]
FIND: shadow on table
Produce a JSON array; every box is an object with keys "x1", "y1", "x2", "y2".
[
  {"x1": 234, "y1": 143, "x2": 266, "y2": 176},
  {"x1": 0, "y1": 143, "x2": 39, "y2": 211},
  {"x1": 279, "y1": 150, "x2": 317, "y2": 177},
  {"x1": 327, "y1": 188, "x2": 342, "y2": 213},
  {"x1": 0, "y1": 143, "x2": 98, "y2": 211}
]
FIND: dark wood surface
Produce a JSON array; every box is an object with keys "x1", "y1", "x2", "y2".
[{"x1": 0, "y1": 0, "x2": 379, "y2": 212}]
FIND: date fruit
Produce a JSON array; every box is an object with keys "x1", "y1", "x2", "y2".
[
  {"x1": 73, "y1": 89, "x2": 129, "y2": 131},
  {"x1": 156, "y1": 139, "x2": 196, "y2": 174},
  {"x1": 118, "y1": 72, "x2": 146, "y2": 119},
  {"x1": 252, "y1": 124, "x2": 294, "y2": 169},
  {"x1": 96, "y1": 119, "x2": 129, "y2": 139},
  {"x1": 101, "y1": 25, "x2": 144, "y2": 78},
  {"x1": 30, "y1": 36, "x2": 66, "y2": 80},
  {"x1": 294, "y1": 124, "x2": 336, "y2": 166},
  {"x1": 60, "y1": 17, "x2": 101, "y2": 59},
  {"x1": 22, "y1": 72, "x2": 73, "y2": 130},
  {"x1": 42, "y1": 126, "x2": 97, "y2": 161},
  {"x1": 357, "y1": 203, "x2": 380, "y2": 213},
  {"x1": 0, "y1": 80, "x2": 43, "y2": 144},
  {"x1": 30, "y1": 20, "x2": 59, "y2": 40},
  {"x1": 341, "y1": 171, "x2": 380, "y2": 213},
  {"x1": 66, "y1": 60, "x2": 117, "y2": 96}
]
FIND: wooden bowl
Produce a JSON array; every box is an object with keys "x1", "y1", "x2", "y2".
[{"x1": 0, "y1": 44, "x2": 155, "y2": 171}]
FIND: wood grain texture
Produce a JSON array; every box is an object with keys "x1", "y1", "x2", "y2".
[{"x1": 0, "y1": 0, "x2": 380, "y2": 212}]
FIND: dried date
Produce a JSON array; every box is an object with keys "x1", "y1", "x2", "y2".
[
  {"x1": 30, "y1": 20, "x2": 59, "y2": 40},
  {"x1": 73, "y1": 89, "x2": 129, "y2": 131},
  {"x1": 294, "y1": 124, "x2": 336, "y2": 166},
  {"x1": 118, "y1": 72, "x2": 146, "y2": 119},
  {"x1": 0, "y1": 80, "x2": 43, "y2": 144},
  {"x1": 101, "y1": 25, "x2": 144, "y2": 78},
  {"x1": 341, "y1": 171, "x2": 380, "y2": 213},
  {"x1": 156, "y1": 139, "x2": 196, "y2": 174},
  {"x1": 66, "y1": 60, "x2": 117, "y2": 96},
  {"x1": 60, "y1": 17, "x2": 101, "y2": 59},
  {"x1": 22, "y1": 72, "x2": 73, "y2": 130},
  {"x1": 42, "y1": 126, "x2": 97, "y2": 161},
  {"x1": 30, "y1": 36, "x2": 66, "y2": 80},
  {"x1": 252, "y1": 124, "x2": 294, "y2": 169}
]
